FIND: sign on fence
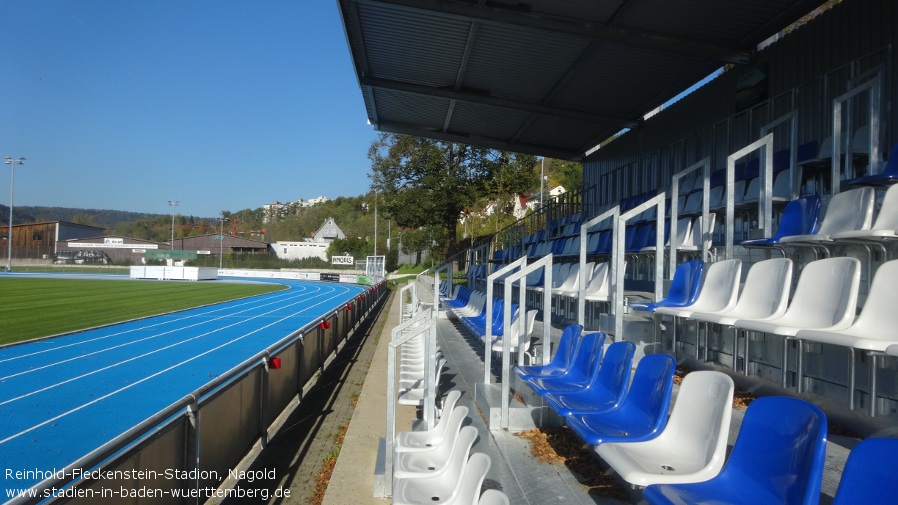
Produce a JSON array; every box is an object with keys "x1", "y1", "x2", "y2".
[{"x1": 331, "y1": 255, "x2": 355, "y2": 265}]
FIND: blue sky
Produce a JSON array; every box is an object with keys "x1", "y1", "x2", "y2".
[{"x1": 0, "y1": 1, "x2": 378, "y2": 218}]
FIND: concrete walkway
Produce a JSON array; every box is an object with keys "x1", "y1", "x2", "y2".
[{"x1": 322, "y1": 285, "x2": 413, "y2": 505}]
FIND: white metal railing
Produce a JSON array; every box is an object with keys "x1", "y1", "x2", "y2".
[
  {"x1": 728, "y1": 134, "x2": 774, "y2": 255},
  {"x1": 382, "y1": 307, "x2": 437, "y2": 497},
  {"x1": 497, "y1": 254, "x2": 553, "y2": 428},
  {"x1": 833, "y1": 72, "x2": 882, "y2": 192},
  {"x1": 576, "y1": 205, "x2": 619, "y2": 327},
  {"x1": 669, "y1": 157, "x2": 711, "y2": 269},
  {"x1": 613, "y1": 194, "x2": 666, "y2": 338},
  {"x1": 483, "y1": 256, "x2": 528, "y2": 384}
]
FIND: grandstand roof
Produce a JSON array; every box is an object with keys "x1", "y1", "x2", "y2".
[{"x1": 337, "y1": 0, "x2": 824, "y2": 160}]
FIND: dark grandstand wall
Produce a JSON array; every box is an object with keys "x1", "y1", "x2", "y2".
[{"x1": 582, "y1": 0, "x2": 895, "y2": 208}]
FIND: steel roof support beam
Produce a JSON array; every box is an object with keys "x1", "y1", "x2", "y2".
[
  {"x1": 361, "y1": 76, "x2": 636, "y2": 127},
  {"x1": 375, "y1": 120, "x2": 582, "y2": 160}
]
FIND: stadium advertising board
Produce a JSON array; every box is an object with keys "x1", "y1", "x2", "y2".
[{"x1": 331, "y1": 256, "x2": 354, "y2": 265}]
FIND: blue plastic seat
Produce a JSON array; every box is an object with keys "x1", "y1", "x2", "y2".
[
  {"x1": 564, "y1": 353, "x2": 676, "y2": 445},
  {"x1": 626, "y1": 224, "x2": 654, "y2": 253},
  {"x1": 642, "y1": 396, "x2": 828, "y2": 505},
  {"x1": 543, "y1": 341, "x2": 636, "y2": 416},
  {"x1": 524, "y1": 331, "x2": 604, "y2": 396},
  {"x1": 591, "y1": 229, "x2": 612, "y2": 255},
  {"x1": 740, "y1": 195, "x2": 821, "y2": 250},
  {"x1": 514, "y1": 324, "x2": 584, "y2": 381},
  {"x1": 847, "y1": 143, "x2": 898, "y2": 187},
  {"x1": 629, "y1": 260, "x2": 704, "y2": 312},
  {"x1": 832, "y1": 438, "x2": 898, "y2": 505},
  {"x1": 444, "y1": 286, "x2": 471, "y2": 309},
  {"x1": 460, "y1": 297, "x2": 496, "y2": 330},
  {"x1": 468, "y1": 303, "x2": 516, "y2": 339},
  {"x1": 463, "y1": 300, "x2": 514, "y2": 339}
]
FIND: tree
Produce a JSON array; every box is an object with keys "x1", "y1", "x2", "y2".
[
  {"x1": 369, "y1": 133, "x2": 535, "y2": 258},
  {"x1": 327, "y1": 237, "x2": 372, "y2": 260}
]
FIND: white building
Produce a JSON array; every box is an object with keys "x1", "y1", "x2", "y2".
[
  {"x1": 301, "y1": 195, "x2": 330, "y2": 207},
  {"x1": 272, "y1": 217, "x2": 346, "y2": 261}
]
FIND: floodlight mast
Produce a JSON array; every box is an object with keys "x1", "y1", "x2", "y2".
[
  {"x1": 168, "y1": 200, "x2": 179, "y2": 252},
  {"x1": 5, "y1": 156, "x2": 25, "y2": 272}
]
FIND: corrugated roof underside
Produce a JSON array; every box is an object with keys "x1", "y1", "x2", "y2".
[
  {"x1": 340, "y1": 0, "x2": 826, "y2": 158},
  {"x1": 372, "y1": 88, "x2": 451, "y2": 127},
  {"x1": 357, "y1": 2, "x2": 470, "y2": 84},
  {"x1": 461, "y1": 23, "x2": 591, "y2": 103}
]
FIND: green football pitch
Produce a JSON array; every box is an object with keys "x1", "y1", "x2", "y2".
[{"x1": 0, "y1": 278, "x2": 284, "y2": 345}]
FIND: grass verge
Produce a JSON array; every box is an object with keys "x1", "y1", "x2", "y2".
[{"x1": 0, "y1": 277, "x2": 283, "y2": 345}]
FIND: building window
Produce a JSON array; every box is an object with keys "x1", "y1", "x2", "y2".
[{"x1": 33, "y1": 232, "x2": 43, "y2": 240}]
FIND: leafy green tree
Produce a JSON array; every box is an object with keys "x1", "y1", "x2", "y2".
[
  {"x1": 327, "y1": 237, "x2": 373, "y2": 260},
  {"x1": 369, "y1": 133, "x2": 535, "y2": 258}
]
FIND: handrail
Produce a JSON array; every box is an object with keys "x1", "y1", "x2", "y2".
[
  {"x1": 669, "y1": 157, "x2": 711, "y2": 271},
  {"x1": 833, "y1": 72, "x2": 882, "y2": 191},
  {"x1": 728, "y1": 134, "x2": 774, "y2": 256},
  {"x1": 399, "y1": 282, "x2": 415, "y2": 323},
  {"x1": 761, "y1": 109, "x2": 799, "y2": 200},
  {"x1": 483, "y1": 256, "x2": 528, "y2": 384},
  {"x1": 577, "y1": 205, "x2": 619, "y2": 326},
  {"x1": 498, "y1": 254, "x2": 553, "y2": 428},
  {"x1": 615, "y1": 193, "x2": 665, "y2": 338},
  {"x1": 383, "y1": 308, "x2": 436, "y2": 497}
]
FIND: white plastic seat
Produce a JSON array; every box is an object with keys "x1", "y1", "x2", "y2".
[
  {"x1": 641, "y1": 218, "x2": 693, "y2": 253},
  {"x1": 578, "y1": 262, "x2": 610, "y2": 302},
  {"x1": 445, "y1": 452, "x2": 491, "y2": 505},
  {"x1": 399, "y1": 357, "x2": 447, "y2": 406},
  {"x1": 655, "y1": 259, "x2": 742, "y2": 358},
  {"x1": 552, "y1": 262, "x2": 581, "y2": 296},
  {"x1": 491, "y1": 310, "x2": 538, "y2": 364},
  {"x1": 794, "y1": 259, "x2": 898, "y2": 414},
  {"x1": 392, "y1": 426, "x2": 479, "y2": 504},
  {"x1": 740, "y1": 168, "x2": 796, "y2": 206},
  {"x1": 396, "y1": 405, "x2": 468, "y2": 453},
  {"x1": 779, "y1": 187, "x2": 875, "y2": 250},
  {"x1": 400, "y1": 356, "x2": 446, "y2": 389},
  {"x1": 886, "y1": 344, "x2": 898, "y2": 358},
  {"x1": 830, "y1": 184, "x2": 898, "y2": 285},
  {"x1": 556, "y1": 262, "x2": 594, "y2": 298},
  {"x1": 832, "y1": 184, "x2": 898, "y2": 242},
  {"x1": 477, "y1": 489, "x2": 510, "y2": 505},
  {"x1": 656, "y1": 259, "x2": 742, "y2": 319},
  {"x1": 689, "y1": 258, "x2": 793, "y2": 371},
  {"x1": 734, "y1": 257, "x2": 861, "y2": 388},
  {"x1": 452, "y1": 292, "x2": 487, "y2": 318},
  {"x1": 678, "y1": 214, "x2": 716, "y2": 252},
  {"x1": 395, "y1": 390, "x2": 462, "y2": 452},
  {"x1": 596, "y1": 371, "x2": 734, "y2": 487},
  {"x1": 394, "y1": 423, "x2": 478, "y2": 480},
  {"x1": 530, "y1": 263, "x2": 567, "y2": 294}
]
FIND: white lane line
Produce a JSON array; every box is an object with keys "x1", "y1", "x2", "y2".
[
  {"x1": 0, "y1": 286, "x2": 333, "y2": 380},
  {"x1": 0, "y1": 283, "x2": 309, "y2": 363},
  {"x1": 0, "y1": 282, "x2": 319, "y2": 364},
  {"x1": 0, "y1": 284, "x2": 355, "y2": 409}
]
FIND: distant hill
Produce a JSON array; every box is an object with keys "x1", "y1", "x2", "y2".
[{"x1": 2, "y1": 205, "x2": 175, "y2": 231}]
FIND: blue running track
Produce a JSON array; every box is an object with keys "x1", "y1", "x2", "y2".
[{"x1": 0, "y1": 276, "x2": 367, "y2": 497}]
